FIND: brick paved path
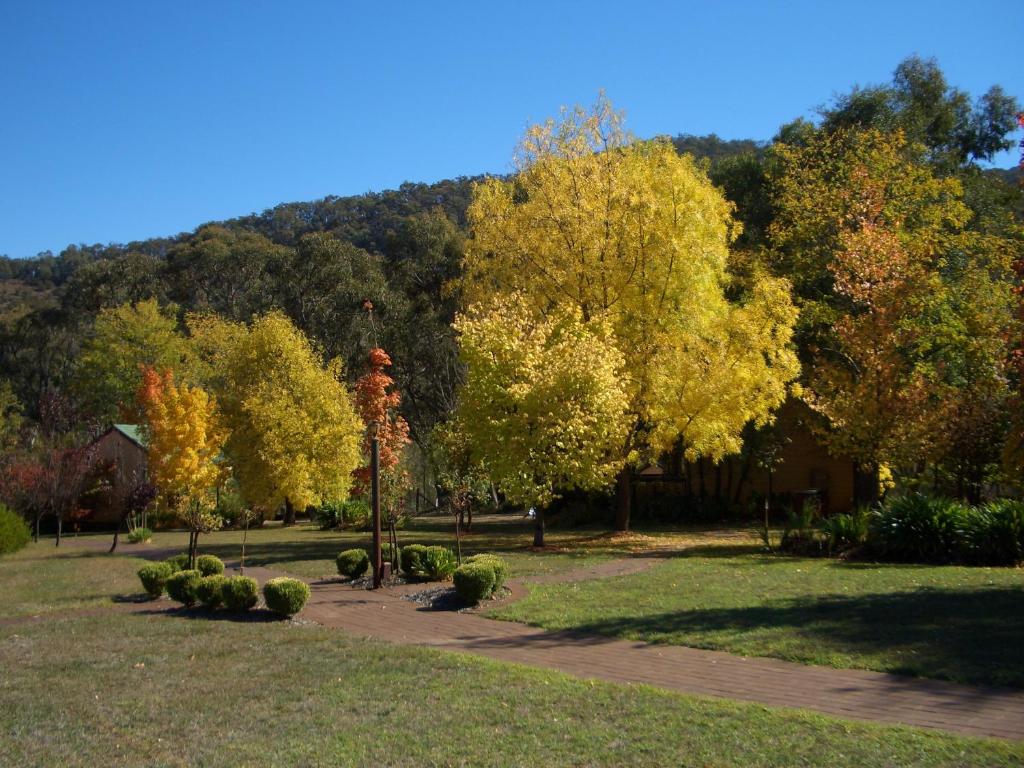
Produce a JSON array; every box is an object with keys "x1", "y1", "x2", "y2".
[{"x1": 63, "y1": 539, "x2": 1024, "y2": 740}]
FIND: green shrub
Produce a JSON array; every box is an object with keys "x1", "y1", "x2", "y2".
[
  {"x1": 196, "y1": 575, "x2": 227, "y2": 608},
  {"x1": 314, "y1": 499, "x2": 345, "y2": 530},
  {"x1": 263, "y1": 577, "x2": 310, "y2": 617},
  {"x1": 453, "y1": 563, "x2": 496, "y2": 605},
  {"x1": 466, "y1": 554, "x2": 509, "y2": 591},
  {"x1": 959, "y1": 500, "x2": 1024, "y2": 566},
  {"x1": 336, "y1": 548, "x2": 369, "y2": 578},
  {"x1": 0, "y1": 504, "x2": 31, "y2": 556},
  {"x1": 778, "y1": 504, "x2": 825, "y2": 554},
  {"x1": 341, "y1": 499, "x2": 371, "y2": 529},
  {"x1": 137, "y1": 562, "x2": 173, "y2": 598},
  {"x1": 400, "y1": 544, "x2": 428, "y2": 577},
  {"x1": 164, "y1": 553, "x2": 191, "y2": 573},
  {"x1": 166, "y1": 569, "x2": 202, "y2": 606},
  {"x1": 222, "y1": 576, "x2": 259, "y2": 611},
  {"x1": 417, "y1": 546, "x2": 457, "y2": 581},
  {"x1": 382, "y1": 541, "x2": 400, "y2": 566},
  {"x1": 821, "y1": 508, "x2": 873, "y2": 554},
  {"x1": 196, "y1": 554, "x2": 225, "y2": 576},
  {"x1": 127, "y1": 527, "x2": 153, "y2": 544},
  {"x1": 870, "y1": 494, "x2": 968, "y2": 563}
]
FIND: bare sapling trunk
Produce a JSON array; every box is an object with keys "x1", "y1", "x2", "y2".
[{"x1": 614, "y1": 468, "x2": 631, "y2": 532}]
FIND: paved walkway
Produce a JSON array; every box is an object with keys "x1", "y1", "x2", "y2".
[{"x1": 60, "y1": 539, "x2": 1024, "y2": 740}]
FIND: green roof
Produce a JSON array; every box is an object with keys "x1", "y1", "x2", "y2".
[{"x1": 113, "y1": 423, "x2": 148, "y2": 448}]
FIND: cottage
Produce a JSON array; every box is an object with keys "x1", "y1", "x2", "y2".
[{"x1": 87, "y1": 424, "x2": 148, "y2": 526}]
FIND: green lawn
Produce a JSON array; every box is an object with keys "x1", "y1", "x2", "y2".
[
  {"x1": 2, "y1": 611, "x2": 1021, "y2": 767},
  {"x1": 489, "y1": 547, "x2": 1024, "y2": 687},
  {"x1": 0, "y1": 542, "x2": 146, "y2": 618}
]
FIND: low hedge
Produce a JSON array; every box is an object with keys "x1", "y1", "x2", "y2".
[
  {"x1": 336, "y1": 548, "x2": 369, "y2": 579},
  {"x1": 222, "y1": 576, "x2": 259, "y2": 611},
  {"x1": 453, "y1": 563, "x2": 496, "y2": 605},
  {"x1": 263, "y1": 577, "x2": 310, "y2": 617},
  {"x1": 166, "y1": 569, "x2": 202, "y2": 606},
  {"x1": 0, "y1": 504, "x2": 31, "y2": 556},
  {"x1": 465, "y1": 554, "x2": 509, "y2": 591},
  {"x1": 196, "y1": 554, "x2": 225, "y2": 577},
  {"x1": 137, "y1": 562, "x2": 173, "y2": 598},
  {"x1": 196, "y1": 575, "x2": 227, "y2": 608}
]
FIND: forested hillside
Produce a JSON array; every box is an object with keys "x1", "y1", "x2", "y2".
[{"x1": 0, "y1": 56, "x2": 1021, "y2": 507}]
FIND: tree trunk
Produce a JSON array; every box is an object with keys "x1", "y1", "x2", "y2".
[
  {"x1": 532, "y1": 507, "x2": 546, "y2": 547},
  {"x1": 614, "y1": 468, "x2": 631, "y2": 532},
  {"x1": 853, "y1": 463, "x2": 880, "y2": 508},
  {"x1": 109, "y1": 517, "x2": 122, "y2": 554},
  {"x1": 55, "y1": 513, "x2": 62, "y2": 547},
  {"x1": 34, "y1": 512, "x2": 41, "y2": 543},
  {"x1": 466, "y1": 505, "x2": 473, "y2": 532},
  {"x1": 283, "y1": 497, "x2": 296, "y2": 526}
]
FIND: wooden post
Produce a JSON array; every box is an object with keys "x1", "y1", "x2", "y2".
[{"x1": 371, "y1": 431, "x2": 382, "y2": 589}]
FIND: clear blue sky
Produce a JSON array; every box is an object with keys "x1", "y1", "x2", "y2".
[{"x1": 1, "y1": 0, "x2": 1021, "y2": 258}]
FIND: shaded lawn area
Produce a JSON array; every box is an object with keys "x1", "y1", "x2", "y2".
[
  {"x1": 0, "y1": 542, "x2": 146, "y2": 619},
  {"x1": 111, "y1": 515, "x2": 750, "y2": 580},
  {"x1": 489, "y1": 550, "x2": 1024, "y2": 687},
  {"x1": 2, "y1": 613, "x2": 1022, "y2": 767}
]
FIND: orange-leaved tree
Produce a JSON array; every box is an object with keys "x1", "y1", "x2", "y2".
[{"x1": 136, "y1": 366, "x2": 228, "y2": 566}]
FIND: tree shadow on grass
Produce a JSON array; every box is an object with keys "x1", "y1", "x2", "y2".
[{"x1": 560, "y1": 587, "x2": 1024, "y2": 688}]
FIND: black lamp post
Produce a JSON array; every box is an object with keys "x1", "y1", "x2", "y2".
[{"x1": 369, "y1": 420, "x2": 382, "y2": 589}]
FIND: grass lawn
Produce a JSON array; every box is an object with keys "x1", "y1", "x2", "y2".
[
  {"x1": 107, "y1": 514, "x2": 742, "y2": 580},
  {"x1": 2, "y1": 611, "x2": 1022, "y2": 767},
  {"x1": 0, "y1": 542, "x2": 146, "y2": 619},
  {"x1": 489, "y1": 547, "x2": 1024, "y2": 687}
]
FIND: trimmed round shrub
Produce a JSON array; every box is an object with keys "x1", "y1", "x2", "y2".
[
  {"x1": 222, "y1": 576, "x2": 259, "y2": 612},
  {"x1": 127, "y1": 527, "x2": 153, "y2": 544},
  {"x1": 137, "y1": 562, "x2": 173, "y2": 598},
  {"x1": 164, "y1": 553, "x2": 191, "y2": 573},
  {"x1": 336, "y1": 548, "x2": 370, "y2": 578},
  {"x1": 466, "y1": 554, "x2": 509, "y2": 591},
  {"x1": 263, "y1": 577, "x2": 311, "y2": 617},
  {"x1": 196, "y1": 575, "x2": 227, "y2": 608},
  {"x1": 196, "y1": 554, "x2": 225, "y2": 577},
  {"x1": 419, "y1": 546, "x2": 457, "y2": 581},
  {"x1": 0, "y1": 504, "x2": 31, "y2": 556},
  {"x1": 166, "y1": 569, "x2": 202, "y2": 606},
  {"x1": 400, "y1": 544, "x2": 428, "y2": 577},
  {"x1": 453, "y1": 563, "x2": 496, "y2": 605}
]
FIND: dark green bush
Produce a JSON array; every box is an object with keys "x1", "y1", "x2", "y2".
[
  {"x1": 263, "y1": 577, "x2": 310, "y2": 616},
  {"x1": 821, "y1": 508, "x2": 873, "y2": 554},
  {"x1": 314, "y1": 500, "x2": 345, "y2": 530},
  {"x1": 0, "y1": 504, "x2": 31, "y2": 555},
  {"x1": 166, "y1": 569, "x2": 202, "y2": 606},
  {"x1": 336, "y1": 548, "x2": 369, "y2": 578},
  {"x1": 453, "y1": 563, "x2": 496, "y2": 605},
  {"x1": 196, "y1": 575, "x2": 227, "y2": 608},
  {"x1": 164, "y1": 553, "x2": 191, "y2": 573},
  {"x1": 127, "y1": 527, "x2": 153, "y2": 544},
  {"x1": 400, "y1": 544, "x2": 428, "y2": 577},
  {"x1": 959, "y1": 500, "x2": 1024, "y2": 566},
  {"x1": 870, "y1": 494, "x2": 968, "y2": 563},
  {"x1": 137, "y1": 562, "x2": 173, "y2": 598},
  {"x1": 196, "y1": 554, "x2": 225, "y2": 576},
  {"x1": 418, "y1": 546, "x2": 457, "y2": 581},
  {"x1": 341, "y1": 499, "x2": 371, "y2": 529},
  {"x1": 222, "y1": 576, "x2": 259, "y2": 611},
  {"x1": 466, "y1": 554, "x2": 509, "y2": 591}
]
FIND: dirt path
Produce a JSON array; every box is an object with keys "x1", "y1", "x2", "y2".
[{"x1": 53, "y1": 538, "x2": 1024, "y2": 741}]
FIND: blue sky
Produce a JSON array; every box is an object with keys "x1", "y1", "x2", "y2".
[{"x1": 1, "y1": 0, "x2": 1021, "y2": 258}]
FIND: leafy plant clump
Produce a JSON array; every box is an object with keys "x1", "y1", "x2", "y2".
[
  {"x1": 263, "y1": 577, "x2": 310, "y2": 617},
  {"x1": 400, "y1": 544, "x2": 428, "y2": 577},
  {"x1": 127, "y1": 527, "x2": 153, "y2": 544},
  {"x1": 196, "y1": 575, "x2": 227, "y2": 608},
  {"x1": 957, "y1": 499, "x2": 1024, "y2": 566},
  {"x1": 870, "y1": 494, "x2": 969, "y2": 563},
  {"x1": 166, "y1": 569, "x2": 202, "y2": 606},
  {"x1": 137, "y1": 562, "x2": 174, "y2": 598},
  {"x1": 222, "y1": 576, "x2": 259, "y2": 611},
  {"x1": 821, "y1": 508, "x2": 873, "y2": 554},
  {"x1": 453, "y1": 563, "x2": 496, "y2": 605},
  {"x1": 416, "y1": 546, "x2": 457, "y2": 581},
  {"x1": 0, "y1": 504, "x2": 31, "y2": 555},
  {"x1": 196, "y1": 554, "x2": 225, "y2": 576},
  {"x1": 336, "y1": 549, "x2": 369, "y2": 579}
]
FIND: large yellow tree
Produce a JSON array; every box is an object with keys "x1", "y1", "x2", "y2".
[
  {"x1": 461, "y1": 96, "x2": 799, "y2": 529},
  {"x1": 191, "y1": 311, "x2": 363, "y2": 520}
]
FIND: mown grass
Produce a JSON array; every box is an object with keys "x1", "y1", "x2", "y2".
[
  {"x1": 0, "y1": 542, "x2": 146, "y2": 618},
  {"x1": 2, "y1": 611, "x2": 1022, "y2": 767},
  {"x1": 489, "y1": 550, "x2": 1024, "y2": 687}
]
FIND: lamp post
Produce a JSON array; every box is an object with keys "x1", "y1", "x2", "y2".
[{"x1": 369, "y1": 420, "x2": 383, "y2": 589}]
